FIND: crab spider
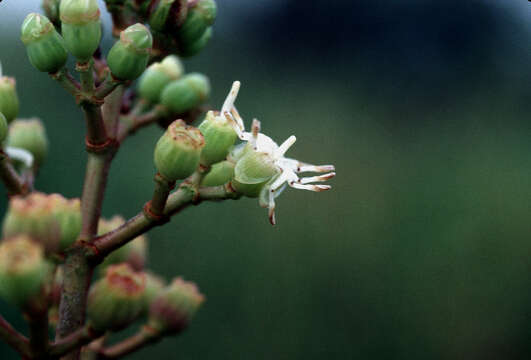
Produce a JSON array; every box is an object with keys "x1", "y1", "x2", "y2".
[{"x1": 220, "y1": 81, "x2": 336, "y2": 225}]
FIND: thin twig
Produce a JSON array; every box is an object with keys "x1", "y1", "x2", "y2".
[
  {"x1": 50, "y1": 68, "x2": 81, "y2": 99},
  {"x1": 50, "y1": 325, "x2": 102, "y2": 358},
  {"x1": 95, "y1": 74, "x2": 124, "y2": 100},
  {"x1": 0, "y1": 314, "x2": 31, "y2": 357},
  {"x1": 98, "y1": 326, "x2": 160, "y2": 359}
]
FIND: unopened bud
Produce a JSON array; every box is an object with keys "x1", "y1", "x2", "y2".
[
  {"x1": 138, "y1": 55, "x2": 184, "y2": 103},
  {"x1": 87, "y1": 264, "x2": 146, "y2": 332},
  {"x1": 178, "y1": 0, "x2": 216, "y2": 48},
  {"x1": 2, "y1": 192, "x2": 60, "y2": 254},
  {"x1": 149, "y1": 0, "x2": 188, "y2": 32},
  {"x1": 21, "y1": 13, "x2": 68, "y2": 73},
  {"x1": 179, "y1": 26, "x2": 212, "y2": 57},
  {"x1": 107, "y1": 23, "x2": 152, "y2": 80},
  {"x1": 60, "y1": 0, "x2": 102, "y2": 61},
  {"x1": 48, "y1": 195, "x2": 81, "y2": 251},
  {"x1": 160, "y1": 73, "x2": 210, "y2": 114},
  {"x1": 154, "y1": 120, "x2": 204, "y2": 181},
  {"x1": 0, "y1": 76, "x2": 19, "y2": 123},
  {"x1": 98, "y1": 216, "x2": 148, "y2": 272},
  {"x1": 0, "y1": 236, "x2": 51, "y2": 307},
  {"x1": 6, "y1": 118, "x2": 48, "y2": 167},
  {"x1": 148, "y1": 277, "x2": 204, "y2": 334},
  {"x1": 198, "y1": 111, "x2": 237, "y2": 166}
]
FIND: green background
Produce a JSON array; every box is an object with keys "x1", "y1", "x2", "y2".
[{"x1": 1, "y1": 0, "x2": 531, "y2": 359}]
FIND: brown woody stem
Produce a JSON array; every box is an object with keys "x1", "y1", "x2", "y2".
[
  {"x1": 0, "y1": 314, "x2": 31, "y2": 357},
  {"x1": 90, "y1": 181, "x2": 239, "y2": 261},
  {"x1": 26, "y1": 309, "x2": 49, "y2": 359},
  {"x1": 50, "y1": 325, "x2": 102, "y2": 358},
  {"x1": 98, "y1": 326, "x2": 160, "y2": 359}
]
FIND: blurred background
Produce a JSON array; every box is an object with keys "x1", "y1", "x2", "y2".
[{"x1": 1, "y1": 0, "x2": 531, "y2": 359}]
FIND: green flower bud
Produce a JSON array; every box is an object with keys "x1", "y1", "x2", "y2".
[
  {"x1": 154, "y1": 120, "x2": 204, "y2": 181},
  {"x1": 60, "y1": 0, "x2": 102, "y2": 61},
  {"x1": 0, "y1": 113, "x2": 9, "y2": 143},
  {"x1": 148, "y1": 277, "x2": 204, "y2": 334},
  {"x1": 0, "y1": 76, "x2": 19, "y2": 123},
  {"x1": 48, "y1": 194, "x2": 81, "y2": 251},
  {"x1": 200, "y1": 160, "x2": 235, "y2": 187},
  {"x1": 160, "y1": 73, "x2": 210, "y2": 114},
  {"x1": 198, "y1": 111, "x2": 237, "y2": 166},
  {"x1": 6, "y1": 118, "x2": 48, "y2": 167},
  {"x1": 178, "y1": 0, "x2": 216, "y2": 45},
  {"x1": 21, "y1": 13, "x2": 68, "y2": 73},
  {"x1": 97, "y1": 216, "x2": 148, "y2": 272},
  {"x1": 179, "y1": 26, "x2": 212, "y2": 57},
  {"x1": 3, "y1": 192, "x2": 61, "y2": 254},
  {"x1": 0, "y1": 236, "x2": 51, "y2": 307},
  {"x1": 138, "y1": 55, "x2": 184, "y2": 103},
  {"x1": 149, "y1": 0, "x2": 188, "y2": 32},
  {"x1": 107, "y1": 23, "x2": 153, "y2": 80},
  {"x1": 87, "y1": 264, "x2": 146, "y2": 332}
]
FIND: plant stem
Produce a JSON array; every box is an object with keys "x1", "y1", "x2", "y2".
[
  {"x1": 95, "y1": 75, "x2": 123, "y2": 100},
  {"x1": 117, "y1": 106, "x2": 166, "y2": 142},
  {"x1": 50, "y1": 325, "x2": 102, "y2": 358},
  {"x1": 55, "y1": 249, "x2": 93, "y2": 360},
  {"x1": 50, "y1": 69, "x2": 81, "y2": 99},
  {"x1": 26, "y1": 309, "x2": 49, "y2": 359},
  {"x1": 149, "y1": 174, "x2": 175, "y2": 217},
  {"x1": 90, "y1": 182, "x2": 239, "y2": 260},
  {"x1": 98, "y1": 326, "x2": 160, "y2": 359},
  {"x1": 0, "y1": 314, "x2": 31, "y2": 357},
  {"x1": 101, "y1": 86, "x2": 124, "y2": 138},
  {"x1": 0, "y1": 151, "x2": 28, "y2": 196},
  {"x1": 79, "y1": 153, "x2": 113, "y2": 239}
]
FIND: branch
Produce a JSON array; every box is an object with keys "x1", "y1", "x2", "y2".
[
  {"x1": 50, "y1": 325, "x2": 102, "y2": 358},
  {"x1": 94, "y1": 74, "x2": 125, "y2": 100},
  {"x1": 98, "y1": 326, "x2": 160, "y2": 359},
  {"x1": 0, "y1": 150, "x2": 28, "y2": 196},
  {"x1": 26, "y1": 309, "x2": 49, "y2": 359},
  {"x1": 0, "y1": 314, "x2": 31, "y2": 357},
  {"x1": 50, "y1": 68, "x2": 82, "y2": 99},
  {"x1": 116, "y1": 106, "x2": 167, "y2": 143},
  {"x1": 90, "y1": 180, "x2": 239, "y2": 261}
]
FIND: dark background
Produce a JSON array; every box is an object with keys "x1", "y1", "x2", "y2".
[{"x1": 1, "y1": 0, "x2": 531, "y2": 359}]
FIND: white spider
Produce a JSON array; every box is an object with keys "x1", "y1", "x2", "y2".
[{"x1": 220, "y1": 81, "x2": 336, "y2": 225}]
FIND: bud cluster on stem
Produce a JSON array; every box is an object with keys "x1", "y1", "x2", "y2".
[{"x1": 0, "y1": 1, "x2": 336, "y2": 359}]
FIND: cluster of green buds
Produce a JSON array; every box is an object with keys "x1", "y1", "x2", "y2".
[
  {"x1": 136, "y1": 53, "x2": 210, "y2": 116},
  {"x1": 2, "y1": 192, "x2": 81, "y2": 254},
  {"x1": 97, "y1": 215, "x2": 148, "y2": 272},
  {"x1": 148, "y1": 277, "x2": 204, "y2": 334},
  {"x1": 121, "y1": 0, "x2": 216, "y2": 57},
  {"x1": 0, "y1": 235, "x2": 51, "y2": 308},
  {"x1": 87, "y1": 263, "x2": 147, "y2": 331}
]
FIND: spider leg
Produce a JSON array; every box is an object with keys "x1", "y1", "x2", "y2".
[
  {"x1": 221, "y1": 81, "x2": 240, "y2": 114},
  {"x1": 298, "y1": 172, "x2": 336, "y2": 184},
  {"x1": 289, "y1": 182, "x2": 331, "y2": 192},
  {"x1": 249, "y1": 119, "x2": 261, "y2": 149},
  {"x1": 297, "y1": 163, "x2": 335, "y2": 173},
  {"x1": 275, "y1": 135, "x2": 296, "y2": 157}
]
